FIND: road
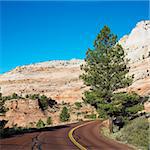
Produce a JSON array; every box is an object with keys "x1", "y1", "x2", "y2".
[
  {"x1": 72, "y1": 120, "x2": 133, "y2": 150},
  {"x1": 0, "y1": 121, "x2": 133, "y2": 150}
]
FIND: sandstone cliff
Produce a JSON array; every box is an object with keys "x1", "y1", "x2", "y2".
[
  {"x1": 119, "y1": 20, "x2": 150, "y2": 95},
  {"x1": 0, "y1": 59, "x2": 85, "y2": 103}
]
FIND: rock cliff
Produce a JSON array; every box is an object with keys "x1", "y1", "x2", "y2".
[{"x1": 119, "y1": 20, "x2": 150, "y2": 95}]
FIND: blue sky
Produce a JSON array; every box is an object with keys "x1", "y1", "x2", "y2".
[{"x1": 0, "y1": 1, "x2": 149, "y2": 73}]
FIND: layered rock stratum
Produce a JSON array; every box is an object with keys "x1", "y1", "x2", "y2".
[{"x1": 0, "y1": 59, "x2": 85, "y2": 103}]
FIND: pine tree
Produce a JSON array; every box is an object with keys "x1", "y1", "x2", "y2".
[
  {"x1": 60, "y1": 106, "x2": 70, "y2": 122},
  {"x1": 36, "y1": 119, "x2": 45, "y2": 128},
  {"x1": 80, "y1": 26, "x2": 133, "y2": 119}
]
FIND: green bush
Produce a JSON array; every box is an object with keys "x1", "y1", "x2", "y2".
[
  {"x1": 0, "y1": 99, "x2": 7, "y2": 114},
  {"x1": 12, "y1": 93, "x2": 19, "y2": 99},
  {"x1": 47, "y1": 117, "x2": 52, "y2": 125},
  {"x1": 84, "y1": 113, "x2": 97, "y2": 119},
  {"x1": 74, "y1": 102, "x2": 82, "y2": 109},
  {"x1": 2, "y1": 96, "x2": 12, "y2": 101},
  {"x1": 116, "y1": 117, "x2": 149, "y2": 150},
  {"x1": 36, "y1": 119, "x2": 45, "y2": 128},
  {"x1": 60, "y1": 107, "x2": 70, "y2": 122},
  {"x1": 29, "y1": 94, "x2": 40, "y2": 100},
  {"x1": 38, "y1": 95, "x2": 48, "y2": 110}
]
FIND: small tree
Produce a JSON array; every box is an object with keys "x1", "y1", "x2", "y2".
[
  {"x1": 38, "y1": 95, "x2": 48, "y2": 111},
  {"x1": 75, "y1": 102, "x2": 82, "y2": 110},
  {"x1": 47, "y1": 117, "x2": 52, "y2": 125},
  {"x1": 60, "y1": 107, "x2": 70, "y2": 122},
  {"x1": 36, "y1": 119, "x2": 45, "y2": 128},
  {"x1": 12, "y1": 93, "x2": 19, "y2": 99}
]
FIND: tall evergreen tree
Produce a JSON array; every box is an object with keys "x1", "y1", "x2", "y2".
[{"x1": 80, "y1": 26, "x2": 133, "y2": 118}]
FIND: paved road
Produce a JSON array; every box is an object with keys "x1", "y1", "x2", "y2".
[
  {"x1": 73, "y1": 120, "x2": 133, "y2": 150},
  {"x1": 0, "y1": 123, "x2": 79, "y2": 150},
  {"x1": 0, "y1": 121, "x2": 133, "y2": 150}
]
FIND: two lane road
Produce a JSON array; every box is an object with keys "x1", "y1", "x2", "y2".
[
  {"x1": 72, "y1": 120, "x2": 133, "y2": 150},
  {"x1": 0, "y1": 121, "x2": 133, "y2": 150}
]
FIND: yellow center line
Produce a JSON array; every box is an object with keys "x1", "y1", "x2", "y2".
[{"x1": 68, "y1": 121, "x2": 94, "y2": 150}]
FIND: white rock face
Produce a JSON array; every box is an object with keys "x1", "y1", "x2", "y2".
[
  {"x1": 119, "y1": 20, "x2": 150, "y2": 82},
  {"x1": 120, "y1": 20, "x2": 150, "y2": 63}
]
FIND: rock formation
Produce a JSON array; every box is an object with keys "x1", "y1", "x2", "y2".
[
  {"x1": 0, "y1": 59, "x2": 85, "y2": 103},
  {"x1": 119, "y1": 20, "x2": 150, "y2": 95}
]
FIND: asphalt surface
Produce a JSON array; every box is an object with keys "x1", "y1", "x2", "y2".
[
  {"x1": 0, "y1": 121, "x2": 134, "y2": 150},
  {"x1": 73, "y1": 120, "x2": 133, "y2": 150}
]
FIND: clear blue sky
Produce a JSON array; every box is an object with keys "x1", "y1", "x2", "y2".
[{"x1": 0, "y1": 1, "x2": 149, "y2": 73}]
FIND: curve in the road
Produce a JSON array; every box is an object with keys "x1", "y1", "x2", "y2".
[
  {"x1": 68, "y1": 120, "x2": 134, "y2": 150},
  {"x1": 68, "y1": 121, "x2": 93, "y2": 150},
  {"x1": 1, "y1": 120, "x2": 134, "y2": 150}
]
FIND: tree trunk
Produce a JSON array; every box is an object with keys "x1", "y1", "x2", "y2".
[{"x1": 109, "y1": 117, "x2": 113, "y2": 133}]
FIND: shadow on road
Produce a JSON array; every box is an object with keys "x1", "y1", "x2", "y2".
[{"x1": 0, "y1": 124, "x2": 70, "y2": 139}]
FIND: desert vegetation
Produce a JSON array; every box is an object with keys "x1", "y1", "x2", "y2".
[
  {"x1": 0, "y1": 93, "x2": 8, "y2": 114},
  {"x1": 36, "y1": 119, "x2": 45, "y2": 128},
  {"x1": 116, "y1": 116, "x2": 149, "y2": 150},
  {"x1": 47, "y1": 116, "x2": 52, "y2": 125},
  {"x1": 0, "y1": 91, "x2": 97, "y2": 138},
  {"x1": 60, "y1": 106, "x2": 70, "y2": 122}
]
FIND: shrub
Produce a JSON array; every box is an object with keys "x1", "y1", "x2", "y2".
[
  {"x1": 47, "y1": 117, "x2": 52, "y2": 125},
  {"x1": 0, "y1": 99, "x2": 7, "y2": 114},
  {"x1": 12, "y1": 93, "x2": 19, "y2": 99},
  {"x1": 48, "y1": 99, "x2": 57, "y2": 108},
  {"x1": 30, "y1": 94, "x2": 40, "y2": 100},
  {"x1": 36, "y1": 119, "x2": 45, "y2": 128},
  {"x1": 2, "y1": 96, "x2": 12, "y2": 101},
  {"x1": 60, "y1": 107, "x2": 70, "y2": 122},
  {"x1": 25, "y1": 94, "x2": 29, "y2": 98},
  {"x1": 84, "y1": 113, "x2": 96, "y2": 119},
  {"x1": 116, "y1": 117, "x2": 149, "y2": 150},
  {"x1": 74, "y1": 102, "x2": 82, "y2": 109},
  {"x1": 38, "y1": 95, "x2": 48, "y2": 111}
]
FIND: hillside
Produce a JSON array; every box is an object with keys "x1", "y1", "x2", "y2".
[{"x1": 0, "y1": 59, "x2": 85, "y2": 103}]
